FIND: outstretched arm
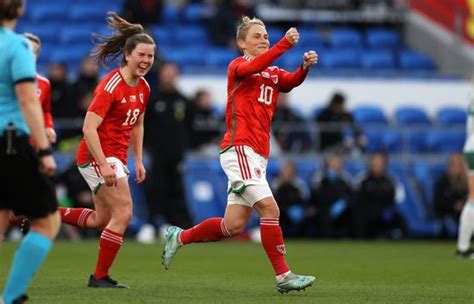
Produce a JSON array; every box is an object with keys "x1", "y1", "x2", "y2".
[{"x1": 233, "y1": 28, "x2": 300, "y2": 78}]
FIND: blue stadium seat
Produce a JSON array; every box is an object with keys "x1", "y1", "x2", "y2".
[
  {"x1": 318, "y1": 48, "x2": 362, "y2": 69},
  {"x1": 365, "y1": 29, "x2": 401, "y2": 49},
  {"x1": 183, "y1": 3, "x2": 212, "y2": 24},
  {"x1": 352, "y1": 105, "x2": 388, "y2": 125},
  {"x1": 298, "y1": 28, "x2": 324, "y2": 48},
  {"x1": 364, "y1": 129, "x2": 385, "y2": 153},
  {"x1": 329, "y1": 28, "x2": 363, "y2": 48},
  {"x1": 295, "y1": 159, "x2": 320, "y2": 188},
  {"x1": 344, "y1": 159, "x2": 366, "y2": 177},
  {"x1": 29, "y1": 3, "x2": 69, "y2": 22},
  {"x1": 60, "y1": 24, "x2": 105, "y2": 44},
  {"x1": 50, "y1": 44, "x2": 91, "y2": 65},
  {"x1": 395, "y1": 106, "x2": 431, "y2": 126},
  {"x1": 69, "y1": 4, "x2": 119, "y2": 23},
  {"x1": 164, "y1": 47, "x2": 207, "y2": 67},
  {"x1": 436, "y1": 107, "x2": 467, "y2": 126},
  {"x1": 206, "y1": 48, "x2": 238, "y2": 67},
  {"x1": 184, "y1": 158, "x2": 227, "y2": 224},
  {"x1": 413, "y1": 161, "x2": 446, "y2": 218},
  {"x1": 17, "y1": 22, "x2": 62, "y2": 44},
  {"x1": 407, "y1": 130, "x2": 429, "y2": 153},
  {"x1": 361, "y1": 50, "x2": 395, "y2": 69},
  {"x1": 398, "y1": 50, "x2": 435, "y2": 70},
  {"x1": 150, "y1": 25, "x2": 174, "y2": 44},
  {"x1": 162, "y1": 4, "x2": 180, "y2": 24},
  {"x1": 266, "y1": 26, "x2": 284, "y2": 45},
  {"x1": 174, "y1": 26, "x2": 209, "y2": 46},
  {"x1": 382, "y1": 129, "x2": 403, "y2": 153},
  {"x1": 425, "y1": 130, "x2": 465, "y2": 154},
  {"x1": 266, "y1": 159, "x2": 282, "y2": 182}
]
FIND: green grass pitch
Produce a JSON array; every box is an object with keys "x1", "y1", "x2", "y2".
[{"x1": 1, "y1": 240, "x2": 473, "y2": 303}]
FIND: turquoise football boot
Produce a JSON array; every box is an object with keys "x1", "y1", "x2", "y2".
[
  {"x1": 161, "y1": 226, "x2": 183, "y2": 270},
  {"x1": 276, "y1": 272, "x2": 316, "y2": 294}
]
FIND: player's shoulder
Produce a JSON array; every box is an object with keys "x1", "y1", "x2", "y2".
[
  {"x1": 228, "y1": 55, "x2": 249, "y2": 67},
  {"x1": 98, "y1": 68, "x2": 122, "y2": 94},
  {"x1": 36, "y1": 73, "x2": 50, "y2": 85},
  {"x1": 139, "y1": 77, "x2": 151, "y2": 93}
]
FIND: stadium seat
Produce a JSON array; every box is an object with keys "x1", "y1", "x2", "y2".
[
  {"x1": 69, "y1": 4, "x2": 120, "y2": 23},
  {"x1": 29, "y1": 3, "x2": 69, "y2": 22},
  {"x1": 365, "y1": 29, "x2": 401, "y2": 49},
  {"x1": 398, "y1": 50, "x2": 435, "y2": 70},
  {"x1": 206, "y1": 48, "x2": 238, "y2": 67},
  {"x1": 361, "y1": 50, "x2": 396, "y2": 69},
  {"x1": 406, "y1": 130, "x2": 429, "y2": 153},
  {"x1": 364, "y1": 129, "x2": 385, "y2": 153},
  {"x1": 266, "y1": 26, "x2": 285, "y2": 45},
  {"x1": 184, "y1": 158, "x2": 227, "y2": 224},
  {"x1": 295, "y1": 159, "x2": 320, "y2": 189},
  {"x1": 183, "y1": 3, "x2": 213, "y2": 24},
  {"x1": 162, "y1": 4, "x2": 180, "y2": 24},
  {"x1": 344, "y1": 159, "x2": 366, "y2": 178},
  {"x1": 318, "y1": 48, "x2": 362, "y2": 69},
  {"x1": 298, "y1": 28, "x2": 324, "y2": 48},
  {"x1": 164, "y1": 47, "x2": 207, "y2": 67},
  {"x1": 150, "y1": 25, "x2": 174, "y2": 44},
  {"x1": 425, "y1": 130, "x2": 465, "y2": 154},
  {"x1": 382, "y1": 129, "x2": 403, "y2": 153},
  {"x1": 436, "y1": 107, "x2": 467, "y2": 126},
  {"x1": 17, "y1": 22, "x2": 62, "y2": 44},
  {"x1": 60, "y1": 24, "x2": 105, "y2": 44},
  {"x1": 394, "y1": 106, "x2": 431, "y2": 126},
  {"x1": 174, "y1": 26, "x2": 209, "y2": 46},
  {"x1": 352, "y1": 105, "x2": 388, "y2": 125},
  {"x1": 50, "y1": 45, "x2": 91, "y2": 65},
  {"x1": 413, "y1": 160, "x2": 446, "y2": 218},
  {"x1": 329, "y1": 28, "x2": 363, "y2": 48}
]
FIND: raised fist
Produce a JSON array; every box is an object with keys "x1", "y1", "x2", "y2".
[{"x1": 285, "y1": 27, "x2": 299, "y2": 45}]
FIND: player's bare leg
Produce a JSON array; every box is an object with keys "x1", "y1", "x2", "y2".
[
  {"x1": 87, "y1": 178, "x2": 132, "y2": 288},
  {"x1": 254, "y1": 196, "x2": 316, "y2": 293}
]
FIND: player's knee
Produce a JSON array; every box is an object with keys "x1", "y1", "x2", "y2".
[
  {"x1": 260, "y1": 204, "x2": 280, "y2": 219},
  {"x1": 113, "y1": 204, "x2": 132, "y2": 225},
  {"x1": 226, "y1": 219, "x2": 246, "y2": 236}
]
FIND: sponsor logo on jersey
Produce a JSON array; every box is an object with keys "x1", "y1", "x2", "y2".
[
  {"x1": 121, "y1": 97, "x2": 127, "y2": 103},
  {"x1": 130, "y1": 95, "x2": 136, "y2": 103},
  {"x1": 271, "y1": 75, "x2": 279, "y2": 84},
  {"x1": 276, "y1": 244, "x2": 286, "y2": 255},
  {"x1": 139, "y1": 93, "x2": 144, "y2": 104}
]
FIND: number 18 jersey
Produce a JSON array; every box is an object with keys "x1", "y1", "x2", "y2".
[{"x1": 77, "y1": 68, "x2": 150, "y2": 165}]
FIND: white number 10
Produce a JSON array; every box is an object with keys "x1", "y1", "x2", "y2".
[{"x1": 258, "y1": 84, "x2": 273, "y2": 105}]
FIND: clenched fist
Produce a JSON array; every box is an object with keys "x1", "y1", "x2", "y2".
[
  {"x1": 285, "y1": 27, "x2": 299, "y2": 45},
  {"x1": 302, "y1": 51, "x2": 318, "y2": 70}
]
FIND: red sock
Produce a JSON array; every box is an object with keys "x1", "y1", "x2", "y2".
[
  {"x1": 260, "y1": 218, "x2": 290, "y2": 275},
  {"x1": 179, "y1": 217, "x2": 231, "y2": 245},
  {"x1": 59, "y1": 207, "x2": 94, "y2": 228},
  {"x1": 94, "y1": 228, "x2": 123, "y2": 279}
]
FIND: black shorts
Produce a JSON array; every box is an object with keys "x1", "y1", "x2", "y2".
[{"x1": 0, "y1": 136, "x2": 58, "y2": 219}]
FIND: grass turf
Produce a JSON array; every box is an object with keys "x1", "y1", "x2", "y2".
[{"x1": 1, "y1": 240, "x2": 473, "y2": 303}]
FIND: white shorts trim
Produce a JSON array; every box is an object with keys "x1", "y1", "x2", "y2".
[
  {"x1": 220, "y1": 145, "x2": 273, "y2": 207},
  {"x1": 78, "y1": 157, "x2": 129, "y2": 193}
]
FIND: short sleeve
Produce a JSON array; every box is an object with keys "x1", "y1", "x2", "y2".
[
  {"x1": 88, "y1": 89, "x2": 115, "y2": 118},
  {"x1": 11, "y1": 38, "x2": 36, "y2": 83}
]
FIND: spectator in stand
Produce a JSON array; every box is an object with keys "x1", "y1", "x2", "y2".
[
  {"x1": 72, "y1": 57, "x2": 99, "y2": 108},
  {"x1": 271, "y1": 160, "x2": 309, "y2": 237},
  {"x1": 353, "y1": 152, "x2": 404, "y2": 239},
  {"x1": 207, "y1": 0, "x2": 256, "y2": 48},
  {"x1": 307, "y1": 153, "x2": 353, "y2": 238},
  {"x1": 144, "y1": 62, "x2": 193, "y2": 231},
  {"x1": 433, "y1": 153, "x2": 468, "y2": 236},
  {"x1": 315, "y1": 91, "x2": 365, "y2": 152},
  {"x1": 48, "y1": 63, "x2": 73, "y2": 119},
  {"x1": 188, "y1": 88, "x2": 222, "y2": 153},
  {"x1": 122, "y1": 0, "x2": 163, "y2": 26},
  {"x1": 272, "y1": 93, "x2": 310, "y2": 152}
]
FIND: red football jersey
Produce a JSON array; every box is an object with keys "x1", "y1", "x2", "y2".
[
  {"x1": 220, "y1": 37, "x2": 308, "y2": 158},
  {"x1": 77, "y1": 68, "x2": 151, "y2": 165},
  {"x1": 36, "y1": 74, "x2": 53, "y2": 128}
]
